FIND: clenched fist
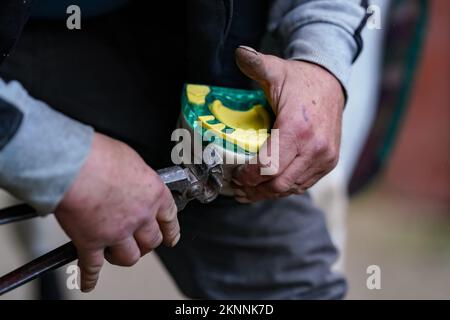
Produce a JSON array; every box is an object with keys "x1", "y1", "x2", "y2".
[
  {"x1": 232, "y1": 46, "x2": 345, "y2": 202},
  {"x1": 55, "y1": 133, "x2": 180, "y2": 292}
]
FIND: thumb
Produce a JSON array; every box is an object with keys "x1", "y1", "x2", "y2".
[{"x1": 235, "y1": 46, "x2": 285, "y2": 86}]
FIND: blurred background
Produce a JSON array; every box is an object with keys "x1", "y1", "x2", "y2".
[{"x1": 0, "y1": 0, "x2": 449, "y2": 300}]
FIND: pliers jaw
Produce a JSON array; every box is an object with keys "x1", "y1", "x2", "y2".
[{"x1": 157, "y1": 162, "x2": 223, "y2": 211}]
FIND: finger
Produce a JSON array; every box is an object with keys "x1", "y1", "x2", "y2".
[
  {"x1": 232, "y1": 157, "x2": 313, "y2": 202},
  {"x1": 234, "y1": 47, "x2": 303, "y2": 188},
  {"x1": 77, "y1": 248, "x2": 104, "y2": 292},
  {"x1": 235, "y1": 46, "x2": 285, "y2": 86},
  {"x1": 267, "y1": 155, "x2": 313, "y2": 194},
  {"x1": 156, "y1": 190, "x2": 180, "y2": 247},
  {"x1": 105, "y1": 237, "x2": 141, "y2": 267},
  {"x1": 233, "y1": 152, "x2": 309, "y2": 201},
  {"x1": 295, "y1": 169, "x2": 329, "y2": 192},
  {"x1": 232, "y1": 121, "x2": 297, "y2": 187},
  {"x1": 134, "y1": 221, "x2": 163, "y2": 256}
]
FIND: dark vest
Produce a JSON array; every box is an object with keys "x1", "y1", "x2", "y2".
[
  {"x1": 0, "y1": 0, "x2": 33, "y2": 150},
  {"x1": 0, "y1": 0, "x2": 270, "y2": 149},
  {"x1": 186, "y1": 0, "x2": 270, "y2": 88}
]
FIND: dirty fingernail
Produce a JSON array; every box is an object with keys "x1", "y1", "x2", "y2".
[{"x1": 238, "y1": 45, "x2": 258, "y2": 55}]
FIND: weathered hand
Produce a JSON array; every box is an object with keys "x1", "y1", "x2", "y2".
[
  {"x1": 55, "y1": 133, "x2": 180, "y2": 292},
  {"x1": 232, "y1": 46, "x2": 345, "y2": 202}
]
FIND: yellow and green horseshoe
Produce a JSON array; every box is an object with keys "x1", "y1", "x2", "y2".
[{"x1": 181, "y1": 84, "x2": 274, "y2": 155}]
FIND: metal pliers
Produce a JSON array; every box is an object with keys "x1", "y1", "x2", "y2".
[{"x1": 0, "y1": 162, "x2": 223, "y2": 295}]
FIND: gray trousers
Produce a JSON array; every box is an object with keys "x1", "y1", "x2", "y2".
[{"x1": 0, "y1": 7, "x2": 346, "y2": 299}]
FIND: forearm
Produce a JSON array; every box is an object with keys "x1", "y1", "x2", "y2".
[
  {"x1": 269, "y1": 0, "x2": 369, "y2": 91},
  {"x1": 0, "y1": 79, "x2": 93, "y2": 213}
]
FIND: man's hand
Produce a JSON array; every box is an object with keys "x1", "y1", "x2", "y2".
[
  {"x1": 232, "y1": 46, "x2": 345, "y2": 202},
  {"x1": 55, "y1": 133, "x2": 180, "y2": 292}
]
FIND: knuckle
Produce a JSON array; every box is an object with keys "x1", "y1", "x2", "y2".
[
  {"x1": 111, "y1": 225, "x2": 130, "y2": 243},
  {"x1": 155, "y1": 183, "x2": 167, "y2": 199},
  {"x1": 148, "y1": 175, "x2": 167, "y2": 202},
  {"x1": 95, "y1": 221, "x2": 130, "y2": 243},
  {"x1": 160, "y1": 203, "x2": 177, "y2": 223},
  {"x1": 313, "y1": 136, "x2": 330, "y2": 155}
]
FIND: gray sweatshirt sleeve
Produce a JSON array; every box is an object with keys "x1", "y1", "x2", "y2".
[
  {"x1": 0, "y1": 79, "x2": 94, "y2": 214},
  {"x1": 268, "y1": 0, "x2": 368, "y2": 90}
]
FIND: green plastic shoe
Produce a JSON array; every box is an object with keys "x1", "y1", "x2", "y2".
[{"x1": 181, "y1": 83, "x2": 274, "y2": 156}]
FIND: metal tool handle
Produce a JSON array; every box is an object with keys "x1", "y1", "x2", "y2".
[
  {"x1": 0, "y1": 241, "x2": 77, "y2": 295},
  {"x1": 0, "y1": 168, "x2": 187, "y2": 295},
  {"x1": 0, "y1": 204, "x2": 38, "y2": 225},
  {"x1": 0, "y1": 167, "x2": 184, "y2": 295},
  {"x1": 0, "y1": 204, "x2": 76, "y2": 295},
  {"x1": 0, "y1": 163, "x2": 223, "y2": 295}
]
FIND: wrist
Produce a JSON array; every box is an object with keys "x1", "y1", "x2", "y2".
[{"x1": 290, "y1": 60, "x2": 345, "y2": 110}]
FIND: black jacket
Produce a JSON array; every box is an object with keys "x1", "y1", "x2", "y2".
[
  {"x1": 0, "y1": 0, "x2": 33, "y2": 65},
  {"x1": 0, "y1": 0, "x2": 271, "y2": 150},
  {"x1": 0, "y1": 0, "x2": 32, "y2": 149}
]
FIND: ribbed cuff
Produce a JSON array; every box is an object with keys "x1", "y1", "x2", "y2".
[
  {"x1": 284, "y1": 21, "x2": 357, "y2": 97},
  {"x1": 271, "y1": 0, "x2": 367, "y2": 98}
]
